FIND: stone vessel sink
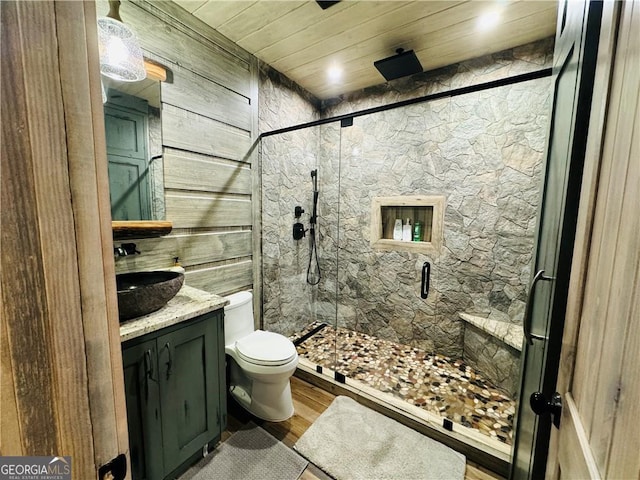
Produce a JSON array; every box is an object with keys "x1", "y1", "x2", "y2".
[{"x1": 116, "y1": 271, "x2": 184, "y2": 321}]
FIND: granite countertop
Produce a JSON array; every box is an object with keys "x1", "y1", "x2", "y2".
[
  {"x1": 459, "y1": 312, "x2": 524, "y2": 351},
  {"x1": 120, "y1": 285, "x2": 228, "y2": 342}
]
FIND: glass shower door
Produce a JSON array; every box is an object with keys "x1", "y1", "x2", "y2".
[
  {"x1": 332, "y1": 105, "x2": 443, "y2": 407},
  {"x1": 260, "y1": 122, "x2": 341, "y2": 377}
]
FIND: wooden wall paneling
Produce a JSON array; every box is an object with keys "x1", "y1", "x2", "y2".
[
  {"x1": 165, "y1": 194, "x2": 252, "y2": 229},
  {"x1": 101, "y1": 0, "x2": 253, "y2": 97},
  {"x1": 55, "y1": 0, "x2": 129, "y2": 468},
  {"x1": 250, "y1": 54, "x2": 262, "y2": 328},
  {"x1": 114, "y1": 232, "x2": 254, "y2": 273},
  {"x1": 137, "y1": 0, "x2": 255, "y2": 64},
  {"x1": 95, "y1": 1, "x2": 259, "y2": 301},
  {"x1": 162, "y1": 103, "x2": 252, "y2": 161},
  {"x1": 186, "y1": 261, "x2": 254, "y2": 296},
  {"x1": 161, "y1": 63, "x2": 252, "y2": 131},
  {"x1": 164, "y1": 148, "x2": 252, "y2": 194}
]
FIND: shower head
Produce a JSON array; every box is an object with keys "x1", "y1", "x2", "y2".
[
  {"x1": 374, "y1": 48, "x2": 423, "y2": 81},
  {"x1": 311, "y1": 169, "x2": 317, "y2": 178}
]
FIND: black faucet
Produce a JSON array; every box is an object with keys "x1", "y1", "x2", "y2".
[{"x1": 114, "y1": 243, "x2": 140, "y2": 257}]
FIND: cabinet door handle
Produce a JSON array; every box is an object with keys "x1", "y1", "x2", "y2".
[
  {"x1": 143, "y1": 349, "x2": 155, "y2": 402},
  {"x1": 163, "y1": 342, "x2": 173, "y2": 378},
  {"x1": 144, "y1": 349, "x2": 155, "y2": 381}
]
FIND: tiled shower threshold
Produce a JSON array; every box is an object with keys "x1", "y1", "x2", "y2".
[{"x1": 291, "y1": 323, "x2": 514, "y2": 467}]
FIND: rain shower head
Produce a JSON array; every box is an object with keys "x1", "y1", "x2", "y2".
[
  {"x1": 374, "y1": 48, "x2": 423, "y2": 81},
  {"x1": 316, "y1": 1, "x2": 340, "y2": 10}
]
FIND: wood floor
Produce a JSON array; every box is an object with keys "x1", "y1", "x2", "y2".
[{"x1": 223, "y1": 376, "x2": 505, "y2": 480}]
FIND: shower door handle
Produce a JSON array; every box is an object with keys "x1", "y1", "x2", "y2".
[
  {"x1": 421, "y1": 262, "x2": 430, "y2": 299},
  {"x1": 523, "y1": 269, "x2": 555, "y2": 345}
]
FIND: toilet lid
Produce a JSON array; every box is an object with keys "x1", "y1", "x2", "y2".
[{"x1": 235, "y1": 330, "x2": 297, "y2": 366}]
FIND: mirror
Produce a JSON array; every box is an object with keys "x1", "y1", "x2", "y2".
[{"x1": 103, "y1": 76, "x2": 164, "y2": 220}]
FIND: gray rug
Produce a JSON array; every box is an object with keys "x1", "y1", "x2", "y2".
[
  {"x1": 294, "y1": 396, "x2": 466, "y2": 480},
  {"x1": 179, "y1": 422, "x2": 308, "y2": 480}
]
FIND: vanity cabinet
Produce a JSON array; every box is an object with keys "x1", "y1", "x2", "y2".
[{"x1": 122, "y1": 310, "x2": 226, "y2": 480}]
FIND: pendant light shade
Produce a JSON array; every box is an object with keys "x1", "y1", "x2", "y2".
[{"x1": 97, "y1": 1, "x2": 146, "y2": 82}]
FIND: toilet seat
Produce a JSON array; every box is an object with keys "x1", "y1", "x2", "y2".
[{"x1": 235, "y1": 330, "x2": 297, "y2": 366}]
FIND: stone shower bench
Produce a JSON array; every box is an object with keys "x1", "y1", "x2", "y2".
[
  {"x1": 459, "y1": 313, "x2": 524, "y2": 351},
  {"x1": 459, "y1": 313, "x2": 524, "y2": 396}
]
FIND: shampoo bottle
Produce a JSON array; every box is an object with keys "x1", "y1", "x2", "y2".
[
  {"x1": 393, "y1": 219, "x2": 403, "y2": 241},
  {"x1": 413, "y1": 221, "x2": 422, "y2": 242},
  {"x1": 402, "y1": 218, "x2": 412, "y2": 241}
]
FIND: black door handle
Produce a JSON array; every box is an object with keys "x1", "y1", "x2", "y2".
[
  {"x1": 530, "y1": 391, "x2": 562, "y2": 428},
  {"x1": 421, "y1": 262, "x2": 430, "y2": 299},
  {"x1": 523, "y1": 269, "x2": 555, "y2": 345}
]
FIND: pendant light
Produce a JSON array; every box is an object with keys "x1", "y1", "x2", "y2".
[{"x1": 97, "y1": 0, "x2": 146, "y2": 82}]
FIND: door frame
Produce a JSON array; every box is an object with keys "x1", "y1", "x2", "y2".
[{"x1": 1, "y1": 1, "x2": 128, "y2": 477}]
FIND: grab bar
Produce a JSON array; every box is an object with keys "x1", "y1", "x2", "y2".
[
  {"x1": 421, "y1": 262, "x2": 430, "y2": 299},
  {"x1": 523, "y1": 269, "x2": 555, "y2": 345}
]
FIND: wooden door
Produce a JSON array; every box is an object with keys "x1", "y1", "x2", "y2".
[
  {"x1": 511, "y1": 0, "x2": 604, "y2": 477},
  {"x1": 1, "y1": 1, "x2": 128, "y2": 478},
  {"x1": 547, "y1": 1, "x2": 640, "y2": 477}
]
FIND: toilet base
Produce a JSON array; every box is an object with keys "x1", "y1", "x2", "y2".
[{"x1": 229, "y1": 380, "x2": 295, "y2": 422}]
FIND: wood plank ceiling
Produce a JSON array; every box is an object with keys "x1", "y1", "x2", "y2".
[{"x1": 173, "y1": 1, "x2": 558, "y2": 99}]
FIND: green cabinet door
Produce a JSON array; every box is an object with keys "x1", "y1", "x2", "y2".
[
  {"x1": 157, "y1": 313, "x2": 224, "y2": 477},
  {"x1": 122, "y1": 338, "x2": 164, "y2": 480}
]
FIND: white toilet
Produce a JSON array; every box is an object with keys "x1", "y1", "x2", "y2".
[{"x1": 223, "y1": 291, "x2": 298, "y2": 422}]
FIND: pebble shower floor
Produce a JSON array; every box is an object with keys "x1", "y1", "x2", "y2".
[{"x1": 291, "y1": 322, "x2": 516, "y2": 445}]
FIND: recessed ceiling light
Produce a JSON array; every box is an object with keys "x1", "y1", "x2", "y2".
[
  {"x1": 327, "y1": 65, "x2": 342, "y2": 82},
  {"x1": 477, "y1": 10, "x2": 501, "y2": 31}
]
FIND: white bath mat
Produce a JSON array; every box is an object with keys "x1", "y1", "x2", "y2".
[
  {"x1": 294, "y1": 396, "x2": 466, "y2": 480},
  {"x1": 179, "y1": 422, "x2": 308, "y2": 480}
]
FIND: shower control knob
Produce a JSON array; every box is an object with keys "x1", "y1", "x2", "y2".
[
  {"x1": 294, "y1": 206, "x2": 305, "y2": 217},
  {"x1": 293, "y1": 222, "x2": 306, "y2": 240}
]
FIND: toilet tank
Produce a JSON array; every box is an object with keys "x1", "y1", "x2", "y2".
[{"x1": 223, "y1": 291, "x2": 254, "y2": 346}]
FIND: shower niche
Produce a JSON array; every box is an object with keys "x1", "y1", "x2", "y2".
[{"x1": 371, "y1": 195, "x2": 445, "y2": 255}]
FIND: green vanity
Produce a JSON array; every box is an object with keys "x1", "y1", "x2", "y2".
[{"x1": 120, "y1": 286, "x2": 228, "y2": 480}]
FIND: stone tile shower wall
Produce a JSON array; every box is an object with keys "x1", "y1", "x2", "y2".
[
  {"x1": 259, "y1": 62, "x2": 325, "y2": 336},
  {"x1": 260, "y1": 40, "x2": 553, "y2": 389},
  {"x1": 325, "y1": 76, "x2": 551, "y2": 360}
]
